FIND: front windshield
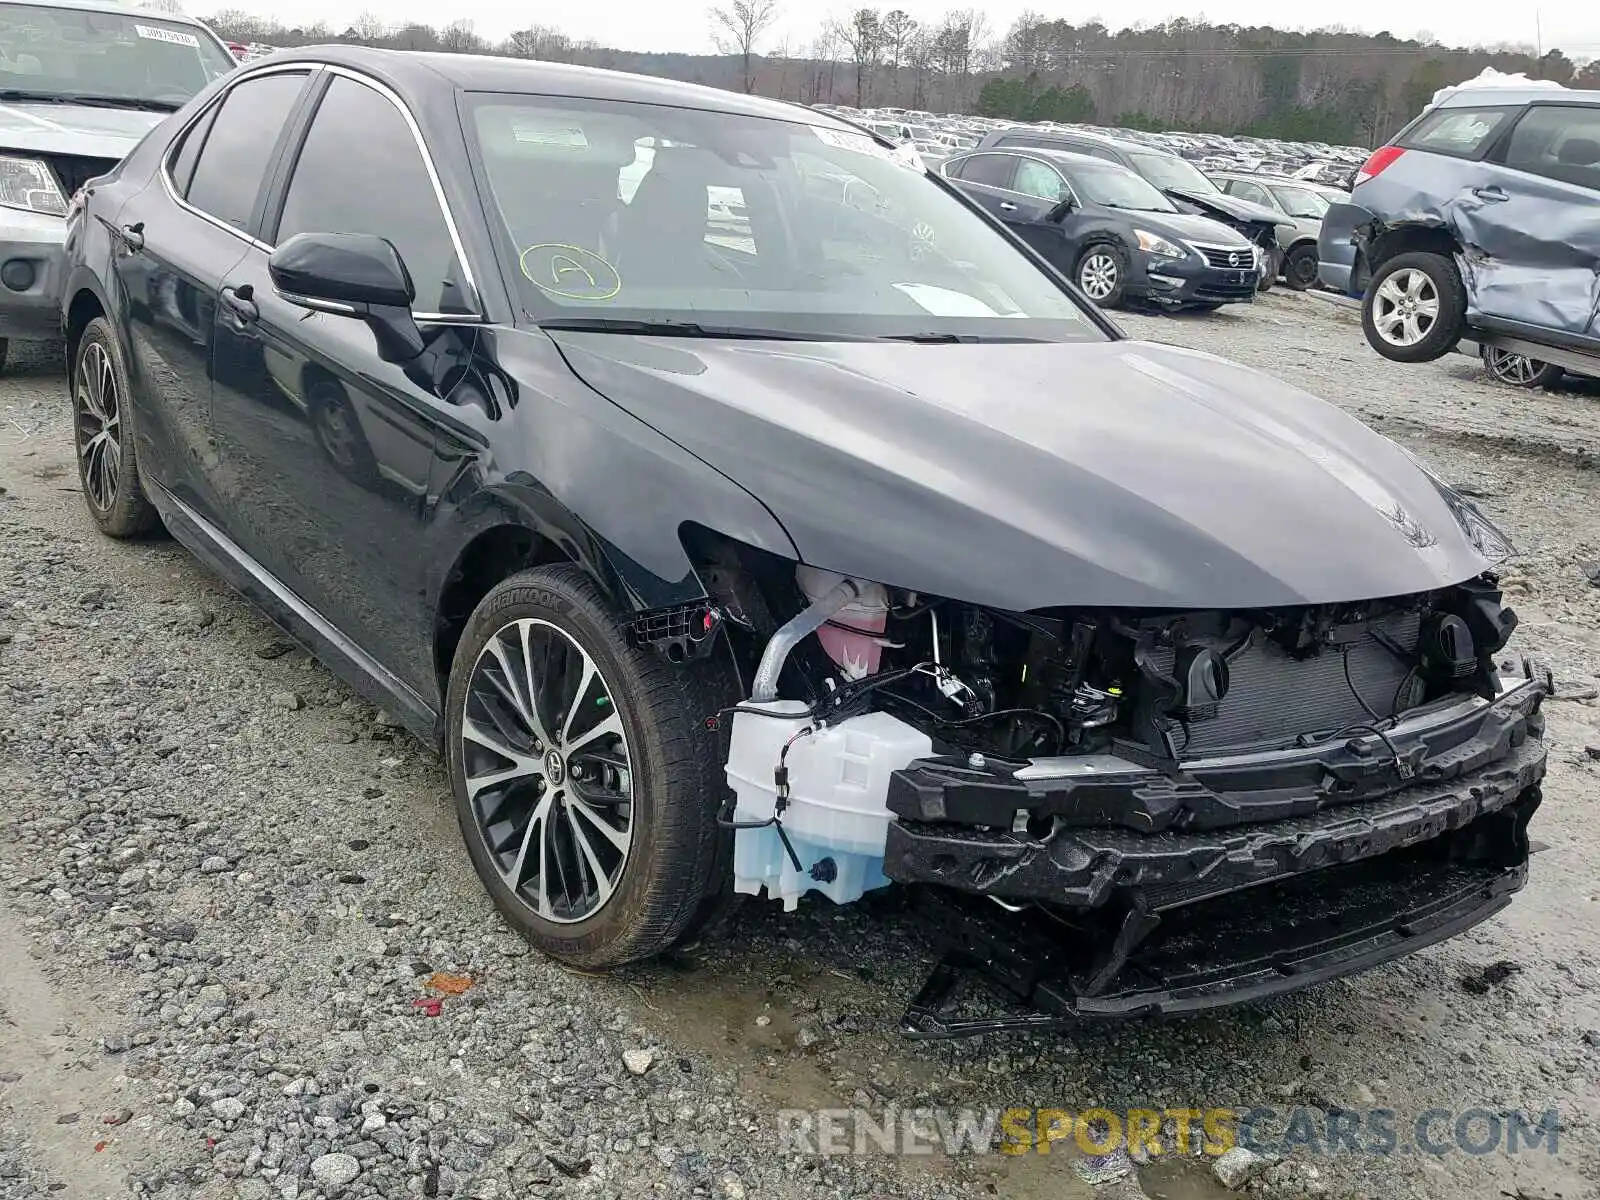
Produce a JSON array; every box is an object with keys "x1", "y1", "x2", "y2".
[
  {"x1": 0, "y1": 2, "x2": 234, "y2": 107},
  {"x1": 1125, "y1": 150, "x2": 1220, "y2": 196},
  {"x1": 468, "y1": 95, "x2": 1100, "y2": 342},
  {"x1": 1067, "y1": 162, "x2": 1176, "y2": 212},
  {"x1": 1268, "y1": 183, "x2": 1329, "y2": 218}
]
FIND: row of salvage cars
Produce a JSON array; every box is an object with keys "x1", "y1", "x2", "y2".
[
  {"x1": 933, "y1": 125, "x2": 1343, "y2": 311},
  {"x1": 9, "y1": 25, "x2": 1555, "y2": 1033},
  {"x1": 1320, "y1": 75, "x2": 1600, "y2": 391}
]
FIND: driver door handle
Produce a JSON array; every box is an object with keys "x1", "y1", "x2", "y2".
[
  {"x1": 220, "y1": 284, "x2": 258, "y2": 324},
  {"x1": 1472, "y1": 186, "x2": 1509, "y2": 202},
  {"x1": 998, "y1": 201, "x2": 1018, "y2": 212}
]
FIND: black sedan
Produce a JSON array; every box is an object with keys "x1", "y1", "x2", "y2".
[
  {"x1": 942, "y1": 147, "x2": 1260, "y2": 310},
  {"x1": 59, "y1": 47, "x2": 1546, "y2": 1032}
]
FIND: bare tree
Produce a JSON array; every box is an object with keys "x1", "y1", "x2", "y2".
[
  {"x1": 504, "y1": 25, "x2": 584, "y2": 62},
  {"x1": 439, "y1": 19, "x2": 484, "y2": 53},
  {"x1": 709, "y1": 0, "x2": 780, "y2": 93},
  {"x1": 830, "y1": 8, "x2": 883, "y2": 105},
  {"x1": 807, "y1": 25, "x2": 842, "y2": 102},
  {"x1": 349, "y1": 11, "x2": 390, "y2": 42},
  {"x1": 881, "y1": 8, "x2": 916, "y2": 100}
]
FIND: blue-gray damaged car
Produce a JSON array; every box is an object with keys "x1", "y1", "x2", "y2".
[{"x1": 1319, "y1": 85, "x2": 1600, "y2": 388}]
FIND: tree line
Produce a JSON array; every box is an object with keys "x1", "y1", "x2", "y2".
[{"x1": 201, "y1": 6, "x2": 1600, "y2": 146}]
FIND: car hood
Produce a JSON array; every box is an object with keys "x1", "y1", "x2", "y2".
[
  {"x1": 549, "y1": 332, "x2": 1506, "y2": 612},
  {"x1": 1121, "y1": 210, "x2": 1253, "y2": 247},
  {"x1": 0, "y1": 102, "x2": 167, "y2": 159},
  {"x1": 1165, "y1": 186, "x2": 1296, "y2": 228}
]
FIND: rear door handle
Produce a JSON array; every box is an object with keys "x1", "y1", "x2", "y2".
[
  {"x1": 998, "y1": 201, "x2": 1018, "y2": 212},
  {"x1": 1472, "y1": 186, "x2": 1509, "y2": 202},
  {"x1": 220, "y1": 284, "x2": 258, "y2": 324}
]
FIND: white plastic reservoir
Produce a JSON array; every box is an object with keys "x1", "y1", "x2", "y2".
[{"x1": 726, "y1": 700, "x2": 932, "y2": 911}]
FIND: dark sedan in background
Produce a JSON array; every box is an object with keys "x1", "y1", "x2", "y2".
[{"x1": 942, "y1": 147, "x2": 1259, "y2": 310}]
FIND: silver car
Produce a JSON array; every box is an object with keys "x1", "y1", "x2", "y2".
[
  {"x1": 0, "y1": 0, "x2": 235, "y2": 373},
  {"x1": 1212, "y1": 171, "x2": 1331, "y2": 290}
]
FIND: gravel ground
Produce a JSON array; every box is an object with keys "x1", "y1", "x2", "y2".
[{"x1": 2, "y1": 295, "x2": 1599, "y2": 1200}]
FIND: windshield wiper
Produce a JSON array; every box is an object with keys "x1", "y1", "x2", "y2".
[
  {"x1": 0, "y1": 89, "x2": 180, "y2": 112},
  {"x1": 536, "y1": 316, "x2": 876, "y2": 342}
]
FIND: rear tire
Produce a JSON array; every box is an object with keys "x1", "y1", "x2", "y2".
[
  {"x1": 72, "y1": 317, "x2": 160, "y2": 538},
  {"x1": 1482, "y1": 346, "x2": 1564, "y2": 390},
  {"x1": 446, "y1": 564, "x2": 739, "y2": 970},
  {"x1": 1283, "y1": 243, "x2": 1320, "y2": 291},
  {"x1": 1361, "y1": 251, "x2": 1467, "y2": 363}
]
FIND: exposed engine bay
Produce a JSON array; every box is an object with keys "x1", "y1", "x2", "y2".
[{"x1": 643, "y1": 546, "x2": 1548, "y2": 1035}]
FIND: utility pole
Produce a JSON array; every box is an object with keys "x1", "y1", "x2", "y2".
[{"x1": 1536, "y1": 10, "x2": 1542, "y2": 58}]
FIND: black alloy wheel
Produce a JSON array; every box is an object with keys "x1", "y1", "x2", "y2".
[{"x1": 73, "y1": 317, "x2": 160, "y2": 537}]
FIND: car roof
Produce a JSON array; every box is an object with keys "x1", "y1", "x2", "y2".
[
  {"x1": 992, "y1": 127, "x2": 1174, "y2": 156},
  {"x1": 1214, "y1": 171, "x2": 1320, "y2": 186},
  {"x1": 1435, "y1": 86, "x2": 1600, "y2": 109},
  {"x1": 249, "y1": 44, "x2": 844, "y2": 128},
  {"x1": 4, "y1": 0, "x2": 216, "y2": 26},
  {"x1": 1009, "y1": 146, "x2": 1130, "y2": 170}
]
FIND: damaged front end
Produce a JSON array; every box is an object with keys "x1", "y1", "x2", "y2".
[{"x1": 699, "y1": 551, "x2": 1547, "y2": 1035}]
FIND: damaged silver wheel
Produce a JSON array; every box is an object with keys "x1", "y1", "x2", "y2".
[
  {"x1": 1482, "y1": 346, "x2": 1563, "y2": 390},
  {"x1": 1372, "y1": 268, "x2": 1439, "y2": 347},
  {"x1": 445, "y1": 564, "x2": 738, "y2": 968}
]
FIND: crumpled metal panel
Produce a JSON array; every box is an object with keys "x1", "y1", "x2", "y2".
[{"x1": 1355, "y1": 157, "x2": 1600, "y2": 338}]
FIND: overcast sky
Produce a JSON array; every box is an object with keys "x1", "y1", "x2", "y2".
[{"x1": 230, "y1": 0, "x2": 1600, "y2": 59}]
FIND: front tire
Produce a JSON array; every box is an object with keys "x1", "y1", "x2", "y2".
[
  {"x1": 1282, "y1": 243, "x2": 1320, "y2": 291},
  {"x1": 1362, "y1": 251, "x2": 1467, "y2": 363},
  {"x1": 446, "y1": 564, "x2": 737, "y2": 969},
  {"x1": 1075, "y1": 243, "x2": 1127, "y2": 308},
  {"x1": 72, "y1": 317, "x2": 160, "y2": 538}
]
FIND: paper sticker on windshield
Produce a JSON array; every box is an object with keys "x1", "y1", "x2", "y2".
[
  {"x1": 135, "y1": 24, "x2": 201, "y2": 47},
  {"x1": 812, "y1": 127, "x2": 895, "y2": 159},
  {"x1": 512, "y1": 122, "x2": 588, "y2": 148},
  {"x1": 812, "y1": 126, "x2": 923, "y2": 172}
]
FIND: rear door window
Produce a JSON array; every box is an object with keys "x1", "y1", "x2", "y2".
[
  {"x1": 1397, "y1": 107, "x2": 1514, "y2": 160},
  {"x1": 184, "y1": 71, "x2": 309, "y2": 232},
  {"x1": 1499, "y1": 104, "x2": 1600, "y2": 191},
  {"x1": 949, "y1": 153, "x2": 1016, "y2": 189}
]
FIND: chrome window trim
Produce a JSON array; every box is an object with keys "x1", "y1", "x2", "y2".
[
  {"x1": 159, "y1": 58, "x2": 485, "y2": 322},
  {"x1": 158, "y1": 61, "x2": 311, "y2": 253}
]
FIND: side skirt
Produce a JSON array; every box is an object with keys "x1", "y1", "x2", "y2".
[{"x1": 147, "y1": 480, "x2": 441, "y2": 746}]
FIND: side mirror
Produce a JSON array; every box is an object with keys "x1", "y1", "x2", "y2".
[
  {"x1": 1046, "y1": 195, "x2": 1076, "y2": 223},
  {"x1": 268, "y1": 232, "x2": 425, "y2": 364}
]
